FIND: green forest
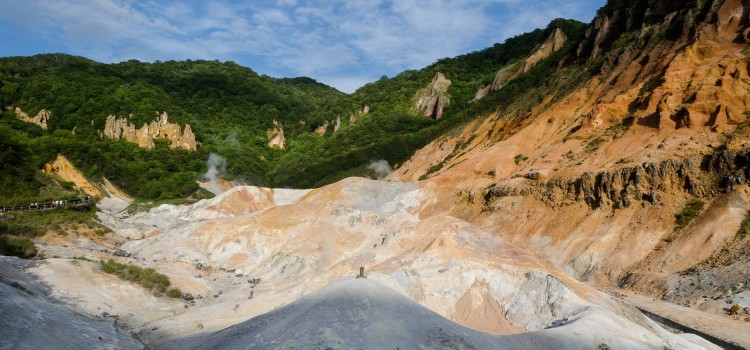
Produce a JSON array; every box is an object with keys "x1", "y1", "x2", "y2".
[{"x1": 0, "y1": 19, "x2": 588, "y2": 202}]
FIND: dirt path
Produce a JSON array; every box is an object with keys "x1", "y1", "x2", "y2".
[{"x1": 615, "y1": 291, "x2": 750, "y2": 349}]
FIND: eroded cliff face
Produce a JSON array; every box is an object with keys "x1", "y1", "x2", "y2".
[
  {"x1": 267, "y1": 119, "x2": 286, "y2": 149},
  {"x1": 473, "y1": 27, "x2": 569, "y2": 102},
  {"x1": 13, "y1": 107, "x2": 51, "y2": 129},
  {"x1": 43, "y1": 154, "x2": 104, "y2": 198},
  {"x1": 102, "y1": 112, "x2": 196, "y2": 151},
  {"x1": 391, "y1": 0, "x2": 750, "y2": 319},
  {"x1": 413, "y1": 72, "x2": 451, "y2": 119}
]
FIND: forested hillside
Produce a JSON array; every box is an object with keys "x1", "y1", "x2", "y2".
[{"x1": 0, "y1": 19, "x2": 586, "y2": 200}]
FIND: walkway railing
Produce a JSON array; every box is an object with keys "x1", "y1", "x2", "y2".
[{"x1": 0, "y1": 197, "x2": 93, "y2": 213}]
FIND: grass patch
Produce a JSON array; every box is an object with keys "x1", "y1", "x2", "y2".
[
  {"x1": 586, "y1": 137, "x2": 607, "y2": 152},
  {"x1": 71, "y1": 255, "x2": 93, "y2": 262},
  {"x1": 674, "y1": 199, "x2": 704, "y2": 232},
  {"x1": 514, "y1": 154, "x2": 529, "y2": 165},
  {"x1": 100, "y1": 259, "x2": 176, "y2": 297},
  {"x1": 125, "y1": 198, "x2": 198, "y2": 215},
  {"x1": 607, "y1": 123, "x2": 625, "y2": 135},
  {"x1": 0, "y1": 208, "x2": 96, "y2": 259},
  {"x1": 736, "y1": 212, "x2": 750, "y2": 240}
]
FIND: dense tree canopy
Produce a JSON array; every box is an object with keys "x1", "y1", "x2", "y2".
[{"x1": 0, "y1": 19, "x2": 587, "y2": 200}]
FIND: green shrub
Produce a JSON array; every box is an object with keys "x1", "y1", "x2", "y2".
[
  {"x1": 99, "y1": 259, "x2": 174, "y2": 296},
  {"x1": 586, "y1": 137, "x2": 606, "y2": 152},
  {"x1": 0, "y1": 235, "x2": 36, "y2": 258},
  {"x1": 166, "y1": 288, "x2": 182, "y2": 298},
  {"x1": 674, "y1": 199, "x2": 704, "y2": 231},
  {"x1": 736, "y1": 212, "x2": 750, "y2": 240},
  {"x1": 514, "y1": 154, "x2": 529, "y2": 165}
]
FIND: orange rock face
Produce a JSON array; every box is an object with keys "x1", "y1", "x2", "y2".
[{"x1": 391, "y1": 0, "x2": 750, "y2": 303}]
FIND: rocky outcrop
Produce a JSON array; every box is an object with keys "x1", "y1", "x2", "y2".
[
  {"x1": 13, "y1": 107, "x2": 51, "y2": 129},
  {"x1": 267, "y1": 119, "x2": 285, "y2": 149},
  {"x1": 349, "y1": 105, "x2": 369, "y2": 124},
  {"x1": 414, "y1": 73, "x2": 451, "y2": 119},
  {"x1": 473, "y1": 28, "x2": 568, "y2": 102},
  {"x1": 102, "y1": 112, "x2": 196, "y2": 151},
  {"x1": 573, "y1": 0, "x2": 710, "y2": 62},
  {"x1": 521, "y1": 27, "x2": 568, "y2": 75},
  {"x1": 484, "y1": 149, "x2": 750, "y2": 210},
  {"x1": 472, "y1": 64, "x2": 519, "y2": 101},
  {"x1": 504, "y1": 271, "x2": 587, "y2": 331},
  {"x1": 315, "y1": 121, "x2": 329, "y2": 136},
  {"x1": 334, "y1": 116, "x2": 341, "y2": 132}
]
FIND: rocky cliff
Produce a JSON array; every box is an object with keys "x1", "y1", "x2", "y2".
[
  {"x1": 474, "y1": 27, "x2": 569, "y2": 102},
  {"x1": 413, "y1": 72, "x2": 451, "y2": 119},
  {"x1": 102, "y1": 112, "x2": 196, "y2": 151},
  {"x1": 13, "y1": 107, "x2": 51, "y2": 129},
  {"x1": 267, "y1": 119, "x2": 285, "y2": 149},
  {"x1": 389, "y1": 1, "x2": 750, "y2": 340}
]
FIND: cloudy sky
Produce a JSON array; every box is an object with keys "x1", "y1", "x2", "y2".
[{"x1": 0, "y1": 0, "x2": 606, "y2": 93}]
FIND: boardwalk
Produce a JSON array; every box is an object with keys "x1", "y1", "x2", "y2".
[{"x1": 0, "y1": 197, "x2": 93, "y2": 213}]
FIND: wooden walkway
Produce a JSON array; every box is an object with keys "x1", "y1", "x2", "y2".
[{"x1": 0, "y1": 198, "x2": 93, "y2": 213}]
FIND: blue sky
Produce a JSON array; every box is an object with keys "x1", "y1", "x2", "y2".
[{"x1": 0, "y1": 0, "x2": 606, "y2": 93}]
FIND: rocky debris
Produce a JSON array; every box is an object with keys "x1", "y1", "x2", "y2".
[
  {"x1": 102, "y1": 112, "x2": 196, "y2": 150},
  {"x1": 414, "y1": 72, "x2": 451, "y2": 119},
  {"x1": 13, "y1": 107, "x2": 51, "y2": 129},
  {"x1": 504, "y1": 270, "x2": 587, "y2": 331},
  {"x1": 112, "y1": 249, "x2": 130, "y2": 257},
  {"x1": 266, "y1": 119, "x2": 285, "y2": 149},
  {"x1": 473, "y1": 28, "x2": 567, "y2": 102},
  {"x1": 729, "y1": 305, "x2": 742, "y2": 315},
  {"x1": 349, "y1": 105, "x2": 369, "y2": 124},
  {"x1": 43, "y1": 154, "x2": 104, "y2": 198}
]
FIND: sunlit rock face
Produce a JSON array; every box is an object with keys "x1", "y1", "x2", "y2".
[
  {"x1": 473, "y1": 27, "x2": 568, "y2": 102},
  {"x1": 267, "y1": 119, "x2": 286, "y2": 149},
  {"x1": 13, "y1": 107, "x2": 51, "y2": 129},
  {"x1": 103, "y1": 111, "x2": 196, "y2": 150},
  {"x1": 414, "y1": 72, "x2": 451, "y2": 119}
]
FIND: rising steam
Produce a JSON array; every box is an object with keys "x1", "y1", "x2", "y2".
[
  {"x1": 367, "y1": 160, "x2": 393, "y2": 180},
  {"x1": 204, "y1": 153, "x2": 227, "y2": 195}
]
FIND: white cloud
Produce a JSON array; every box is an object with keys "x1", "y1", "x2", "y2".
[{"x1": 0, "y1": 0, "x2": 606, "y2": 92}]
